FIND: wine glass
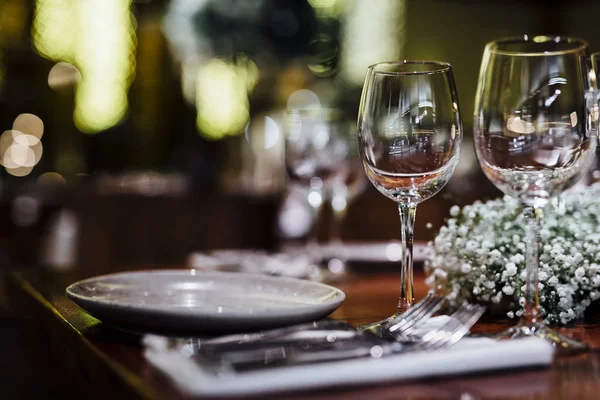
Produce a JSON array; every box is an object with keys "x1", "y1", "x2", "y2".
[
  {"x1": 322, "y1": 125, "x2": 368, "y2": 275},
  {"x1": 589, "y1": 52, "x2": 600, "y2": 184},
  {"x1": 358, "y1": 61, "x2": 462, "y2": 329},
  {"x1": 474, "y1": 36, "x2": 596, "y2": 354},
  {"x1": 285, "y1": 108, "x2": 353, "y2": 271}
]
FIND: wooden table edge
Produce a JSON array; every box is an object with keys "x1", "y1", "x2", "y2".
[{"x1": 7, "y1": 271, "x2": 165, "y2": 400}]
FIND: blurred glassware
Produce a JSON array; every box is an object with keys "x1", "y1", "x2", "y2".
[
  {"x1": 321, "y1": 123, "x2": 367, "y2": 275},
  {"x1": 186, "y1": 249, "x2": 319, "y2": 279},
  {"x1": 234, "y1": 112, "x2": 286, "y2": 196},
  {"x1": 96, "y1": 171, "x2": 188, "y2": 197},
  {"x1": 41, "y1": 208, "x2": 79, "y2": 271},
  {"x1": 284, "y1": 107, "x2": 362, "y2": 278}
]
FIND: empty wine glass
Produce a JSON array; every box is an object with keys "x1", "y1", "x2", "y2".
[
  {"x1": 285, "y1": 108, "x2": 352, "y2": 270},
  {"x1": 589, "y1": 52, "x2": 600, "y2": 184},
  {"x1": 474, "y1": 36, "x2": 596, "y2": 354},
  {"x1": 358, "y1": 61, "x2": 462, "y2": 330},
  {"x1": 322, "y1": 126, "x2": 368, "y2": 275}
]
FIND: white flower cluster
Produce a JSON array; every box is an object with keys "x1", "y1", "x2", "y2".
[{"x1": 425, "y1": 184, "x2": 600, "y2": 325}]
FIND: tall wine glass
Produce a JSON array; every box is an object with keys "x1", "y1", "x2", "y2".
[
  {"x1": 358, "y1": 61, "x2": 462, "y2": 329},
  {"x1": 474, "y1": 36, "x2": 596, "y2": 354},
  {"x1": 589, "y1": 52, "x2": 600, "y2": 184}
]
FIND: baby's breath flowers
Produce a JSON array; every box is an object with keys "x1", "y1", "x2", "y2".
[{"x1": 425, "y1": 184, "x2": 600, "y2": 325}]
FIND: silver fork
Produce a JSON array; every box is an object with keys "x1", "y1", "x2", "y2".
[
  {"x1": 407, "y1": 303, "x2": 486, "y2": 352},
  {"x1": 359, "y1": 292, "x2": 446, "y2": 340},
  {"x1": 383, "y1": 294, "x2": 447, "y2": 339},
  {"x1": 203, "y1": 293, "x2": 444, "y2": 350}
]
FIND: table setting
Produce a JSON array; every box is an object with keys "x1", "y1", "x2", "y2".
[
  {"x1": 64, "y1": 269, "x2": 553, "y2": 397},
  {"x1": 141, "y1": 304, "x2": 552, "y2": 397},
  {"x1": 29, "y1": 34, "x2": 600, "y2": 399}
]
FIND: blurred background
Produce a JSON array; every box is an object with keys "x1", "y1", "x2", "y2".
[
  {"x1": 0, "y1": 0, "x2": 597, "y2": 273},
  {"x1": 1, "y1": 0, "x2": 600, "y2": 396},
  {"x1": 0, "y1": 0, "x2": 599, "y2": 277}
]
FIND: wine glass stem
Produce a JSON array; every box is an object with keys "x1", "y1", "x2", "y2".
[
  {"x1": 307, "y1": 188, "x2": 324, "y2": 263},
  {"x1": 522, "y1": 205, "x2": 541, "y2": 325},
  {"x1": 329, "y1": 198, "x2": 347, "y2": 248},
  {"x1": 397, "y1": 203, "x2": 417, "y2": 314}
]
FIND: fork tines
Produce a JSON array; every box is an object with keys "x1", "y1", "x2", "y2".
[
  {"x1": 412, "y1": 303, "x2": 486, "y2": 351},
  {"x1": 384, "y1": 293, "x2": 447, "y2": 339}
]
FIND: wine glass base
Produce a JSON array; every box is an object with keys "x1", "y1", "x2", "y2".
[{"x1": 496, "y1": 322, "x2": 588, "y2": 356}]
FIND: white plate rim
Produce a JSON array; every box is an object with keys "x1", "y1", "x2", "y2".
[{"x1": 65, "y1": 269, "x2": 346, "y2": 320}]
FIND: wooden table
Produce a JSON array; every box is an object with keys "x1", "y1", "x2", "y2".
[{"x1": 6, "y1": 266, "x2": 600, "y2": 400}]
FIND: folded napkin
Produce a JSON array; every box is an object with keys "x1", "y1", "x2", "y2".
[{"x1": 143, "y1": 317, "x2": 554, "y2": 397}]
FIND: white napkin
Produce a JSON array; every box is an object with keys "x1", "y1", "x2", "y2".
[{"x1": 143, "y1": 317, "x2": 554, "y2": 397}]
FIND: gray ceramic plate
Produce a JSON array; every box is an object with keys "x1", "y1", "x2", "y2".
[{"x1": 65, "y1": 270, "x2": 345, "y2": 334}]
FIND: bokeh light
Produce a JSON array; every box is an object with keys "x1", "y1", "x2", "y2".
[
  {"x1": 307, "y1": 0, "x2": 345, "y2": 19},
  {"x1": 38, "y1": 172, "x2": 67, "y2": 185},
  {"x1": 331, "y1": 192, "x2": 347, "y2": 212},
  {"x1": 33, "y1": 0, "x2": 136, "y2": 134},
  {"x1": 236, "y1": 54, "x2": 260, "y2": 92},
  {"x1": 0, "y1": 114, "x2": 45, "y2": 177},
  {"x1": 308, "y1": 190, "x2": 323, "y2": 208},
  {"x1": 239, "y1": 112, "x2": 286, "y2": 195},
  {"x1": 246, "y1": 116, "x2": 281, "y2": 152},
  {"x1": 13, "y1": 113, "x2": 44, "y2": 141},
  {"x1": 278, "y1": 190, "x2": 313, "y2": 238},
  {"x1": 287, "y1": 89, "x2": 321, "y2": 110},
  {"x1": 7, "y1": 141, "x2": 36, "y2": 167},
  {"x1": 48, "y1": 62, "x2": 81, "y2": 90},
  {"x1": 32, "y1": 0, "x2": 77, "y2": 61},
  {"x1": 196, "y1": 58, "x2": 259, "y2": 140},
  {"x1": 339, "y1": 0, "x2": 405, "y2": 85},
  {"x1": 6, "y1": 165, "x2": 34, "y2": 177}
]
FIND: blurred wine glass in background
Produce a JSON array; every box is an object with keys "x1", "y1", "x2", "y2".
[
  {"x1": 322, "y1": 123, "x2": 367, "y2": 275},
  {"x1": 284, "y1": 101, "x2": 365, "y2": 278}
]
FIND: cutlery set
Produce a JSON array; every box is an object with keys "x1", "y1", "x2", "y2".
[{"x1": 190, "y1": 295, "x2": 485, "y2": 374}]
